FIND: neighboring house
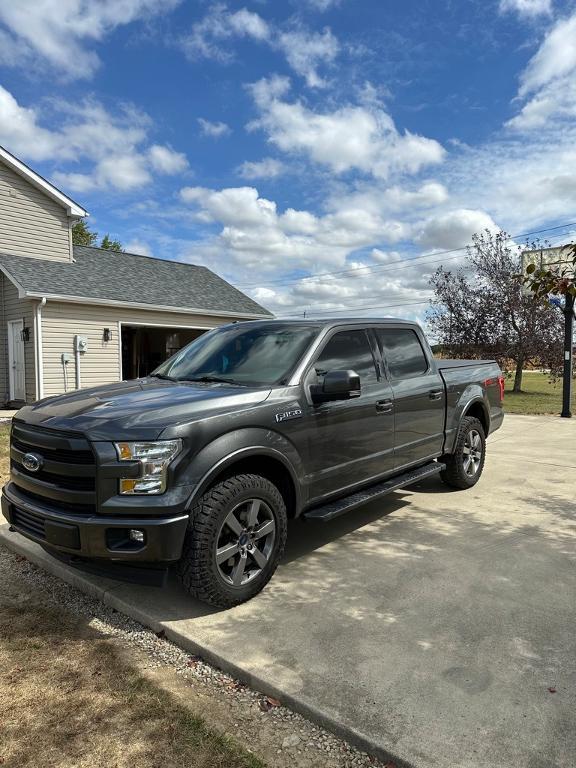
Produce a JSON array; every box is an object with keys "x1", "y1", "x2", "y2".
[{"x1": 0, "y1": 145, "x2": 271, "y2": 406}]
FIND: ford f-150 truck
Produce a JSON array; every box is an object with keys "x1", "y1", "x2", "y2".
[{"x1": 2, "y1": 318, "x2": 504, "y2": 607}]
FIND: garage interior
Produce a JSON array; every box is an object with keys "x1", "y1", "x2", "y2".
[{"x1": 121, "y1": 325, "x2": 206, "y2": 380}]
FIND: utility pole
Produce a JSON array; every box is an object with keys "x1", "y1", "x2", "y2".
[{"x1": 561, "y1": 291, "x2": 574, "y2": 418}]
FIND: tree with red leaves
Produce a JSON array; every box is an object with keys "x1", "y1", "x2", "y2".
[{"x1": 428, "y1": 230, "x2": 564, "y2": 392}]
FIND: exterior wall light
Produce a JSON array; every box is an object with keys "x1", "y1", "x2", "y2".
[{"x1": 103, "y1": 328, "x2": 112, "y2": 342}]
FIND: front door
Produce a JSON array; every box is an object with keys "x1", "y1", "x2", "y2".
[
  {"x1": 303, "y1": 328, "x2": 395, "y2": 502},
  {"x1": 8, "y1": 319, "x2": 26, "y2": 402}
]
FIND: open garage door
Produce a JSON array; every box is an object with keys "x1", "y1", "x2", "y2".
[{"x1": 121, "y1": 324, "x2": 207, "y2": 380}]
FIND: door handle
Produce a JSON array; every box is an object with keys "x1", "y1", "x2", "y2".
[
  {"x1": 376, "y1": 399, "x2": 393, "y2": 413},
  {"x1": 429, "y1": 389, "x2": 443, "y2": 400}
]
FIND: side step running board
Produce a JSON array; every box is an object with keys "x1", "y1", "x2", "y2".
[{"x1": 303, "y1": 461, "x2": 445, "y2": 523}]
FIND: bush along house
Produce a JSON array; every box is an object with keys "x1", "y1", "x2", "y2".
[{"x1": 0, "y1": 145, "x2": 272, "y2": 406}]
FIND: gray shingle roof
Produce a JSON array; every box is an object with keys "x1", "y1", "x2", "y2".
[{"x1": 0, "y1": 246, "x2": 272, "y2": 317}]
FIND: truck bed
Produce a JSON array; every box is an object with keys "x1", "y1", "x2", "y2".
[{"x1": 436, "y1": 358, "x2": 497, "y2": 370}]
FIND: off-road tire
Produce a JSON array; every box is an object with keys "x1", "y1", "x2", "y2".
[
  {"x1": 177, "y1": 474, "x2": 288, "y2": 608},
  {"x1": 440, "y1": 416, "x2": 486, "y2": 490}
]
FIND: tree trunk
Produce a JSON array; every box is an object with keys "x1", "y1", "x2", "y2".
[{"x1": 513, "y1": 357, "x2": 524, "y2": 392}]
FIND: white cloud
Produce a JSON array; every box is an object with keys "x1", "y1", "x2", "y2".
[
  {"x1": 148, "y1": 144, "x2": 189, "y2": 174},
  {"x1": 248, "y1": 76, "x2": 445, "y2": 179},
  {"x1": 198, "y1": 118, "x2": 231, "y2": 138},
  {"x1": 179, "y1": 183, "x2": 409, "y2": 272},
  {"x1": 508, "y1": 12, "x2": 576, "y2": 129},
  {"x1": 277, "y1": 28, "x2": 339, "y2": 88},
  {"x1": 0, "y1": 85, "x2": 60, "y2": 160},
  {"x1": 124, "y1": 239, "x2": 153, "y2": 257},
  {"x1": 0, "y1": 0, "x2": 180, "y2": 79},
  {"x1": 0, "y1": 85, "x2": 187, "y2": 193},
  {"x1": 94, "y1": 154, "x2": 152, "y2": 190},
  {"x1": 55, "y1": 154, "x2": 152, "y2": 193},
  {"x1": 182, "y1": 5, "x2": 339, "y2": 87},
  {"x1": 519, "y1": 13, "x2": 576, "y2": 95},
  {"x1": 238, "y1": 157, "x2": 285, "y2": 179},
  {"x1": 304, "y1": 0, "x2": 344, "y2": 10},
  {"x1": 439, "y1": 128, "x2": 576, "y2": 232},
  {"x1": 499, "y1": 0, "x2": 552, "y2": 17},
  {"x1": 415, "y1": 209, "x2": 499, "y2": 250},
  {"x1": 182, "y1": 4, "x2": 270, "y2": 61}
]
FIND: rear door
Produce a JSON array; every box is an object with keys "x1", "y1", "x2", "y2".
[
  {"x1": 302, "y1": 327, "x2": 395, "y2": 501},
  {"x1": 375, "y1": 326, "x2": 445, "y2": 469}
]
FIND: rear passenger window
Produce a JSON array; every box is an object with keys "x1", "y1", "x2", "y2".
[
  {"x1": 377, "y1": 329, "x2": 428, "y2": 379},
  {"x1": 314, "y1": 330, "x2": 377, "y2": 384}
]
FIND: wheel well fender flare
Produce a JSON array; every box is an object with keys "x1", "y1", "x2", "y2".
[
  {"x1": 445, "y1": 389, "x2": 490, "y2": 454},
  {"x1": 461, "y1": 397, "x2": 490, "y2": 435},
  {"x1": 184, "y1": 431, "x2": 304, "y2": 515}
]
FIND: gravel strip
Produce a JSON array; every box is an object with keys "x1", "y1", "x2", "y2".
[{"x1": 0, "y1": 544, "x2": 390, "y2": 768}]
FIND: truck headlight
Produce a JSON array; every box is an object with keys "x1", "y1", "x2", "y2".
[{"x1": 115, "y1": 440, "x2": 182, "y2": 495}]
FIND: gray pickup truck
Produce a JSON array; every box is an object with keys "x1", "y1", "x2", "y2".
[{"x1": 2, "y1": 318, "x2": 504, "y2": 607}]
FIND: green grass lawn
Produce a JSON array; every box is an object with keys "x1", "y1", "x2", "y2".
[{"x1": 504, "y1": 371, "x2": 570, "y2": 415}]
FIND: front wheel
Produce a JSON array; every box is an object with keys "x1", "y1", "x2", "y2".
[
  {"x1": 440, "y1": 416, "x2": 486, "y2": 489},
  {"x1": 177, "y1": 474, "x2": 288, "y2": 608}
]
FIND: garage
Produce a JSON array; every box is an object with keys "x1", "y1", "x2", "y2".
[{"x1": 120, "y1": 324, "x2": 206, "y2": 380}]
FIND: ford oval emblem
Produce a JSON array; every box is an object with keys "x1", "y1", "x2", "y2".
[{"x1": 22, "y1": 453, "x2": 43, "y2": 473}]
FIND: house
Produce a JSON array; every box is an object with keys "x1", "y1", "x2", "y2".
[{"x1": 0, "y1": 145, "x2": 272, "y2": 406}]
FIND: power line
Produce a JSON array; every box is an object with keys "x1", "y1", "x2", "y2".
[
  {"x1": 233, "y1": 221, "x2": 576, "y2": 289},
  {"x1": 275, "y1": 299, "x2": 432, "y2": 317},
  {"x1": 270, "y1": 230, "x2": 574, "y2": 318}
]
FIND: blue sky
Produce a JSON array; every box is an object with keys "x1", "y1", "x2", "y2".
[{"x1": 0, "y1": 0, "x2": 575, "y2": 321}]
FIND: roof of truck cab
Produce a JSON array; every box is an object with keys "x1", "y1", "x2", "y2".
[{"x1": 224, "y1": 317, "x2": 419, "y2": 327}]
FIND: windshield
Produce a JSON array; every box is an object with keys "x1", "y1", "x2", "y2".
[{"x1": 152, "y1": 323, "x2": 319, "y2": 386}]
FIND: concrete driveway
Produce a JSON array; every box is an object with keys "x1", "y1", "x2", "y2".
[{"x1": 2, "y1": 414, "x2": 575, "y2": 767}]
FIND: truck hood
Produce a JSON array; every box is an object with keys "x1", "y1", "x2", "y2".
[{"x1": 16, "y1": 378, "x2": 272, "y2": 440}]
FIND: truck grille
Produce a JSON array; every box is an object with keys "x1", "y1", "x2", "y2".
[{"x1": 10, "y1": 421, "x2": 97, "y2": 515}]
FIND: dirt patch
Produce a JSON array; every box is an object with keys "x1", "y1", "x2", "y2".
[
  {"x1": 0, "y1": 423, "x2": 10, "y2": 486},
  {"x1": 0, "y1": 563, "x2": 263, "y2": 768}
]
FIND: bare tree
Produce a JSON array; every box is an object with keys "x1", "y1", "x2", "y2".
[{"x1": 428, "y1": 230, "x2": 564, "y2": 392}]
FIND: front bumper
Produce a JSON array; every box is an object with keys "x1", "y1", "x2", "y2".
[{"x1": 2, "y1": 481, "x2": 189, "y2": 564}]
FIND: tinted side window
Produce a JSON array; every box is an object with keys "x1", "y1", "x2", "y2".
[
  {"x1": 314, "y1": 330, "x2": 377, "y2": 384},
  {"x1": 377, "y1": 329, "x2": 428, "y2": 379}
]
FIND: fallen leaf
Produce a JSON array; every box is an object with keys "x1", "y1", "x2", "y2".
[
  {"x1": 548, "y1": 687, "x2": 557, "y2": 694},
  {"x1": 258, "y1": 696, "x2": 280, "y2": 712}
]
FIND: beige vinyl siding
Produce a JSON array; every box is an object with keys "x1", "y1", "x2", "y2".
[
  {"x1": 0, "y1": 161, "x2": 72, "y2": 262},
  {"x1": 41, "y1": 301, "x2": 240, "y2": 396},
  {"x1": 0, "y1": 273, "x2": 36, "y2": 402}
]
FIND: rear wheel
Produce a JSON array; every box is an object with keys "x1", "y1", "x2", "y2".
[
  {"x1": 440, "y1": 416, "x2": 486, "y2": 489},
  {"x1": 177, "y1": 474, "x2": 287, "y2": 608}
]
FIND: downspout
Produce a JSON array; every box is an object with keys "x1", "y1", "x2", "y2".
[{"x1": 34, "y1": 297, "x2": 46, "y2": 401}]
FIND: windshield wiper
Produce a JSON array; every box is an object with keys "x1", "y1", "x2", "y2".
[
  {"x1": 149, "y1": 372, "x2": 178, "y2": 382},
  {"x1": 182, "y1": 375, "x2": 241, "y2": 385}
]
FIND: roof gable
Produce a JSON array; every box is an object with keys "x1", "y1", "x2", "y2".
[
  {"x1": 0, "y1": 246, "x2": 271, "y2": 319},
  {"x1": 0, "y1": 145, "x2": 87, "y2": 218}
]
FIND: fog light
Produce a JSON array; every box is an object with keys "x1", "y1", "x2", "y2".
[{"x1": 129, "y1": 529, "x2": 145, "y2": 543}]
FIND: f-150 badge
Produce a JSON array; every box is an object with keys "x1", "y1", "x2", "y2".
[{"x1": 275, "y1": 408, "x2": 302, "y2": 423}]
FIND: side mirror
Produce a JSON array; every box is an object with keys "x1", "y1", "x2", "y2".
[{"x1": 310, "y1": 370, "x2": 361, "y2": 404}]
